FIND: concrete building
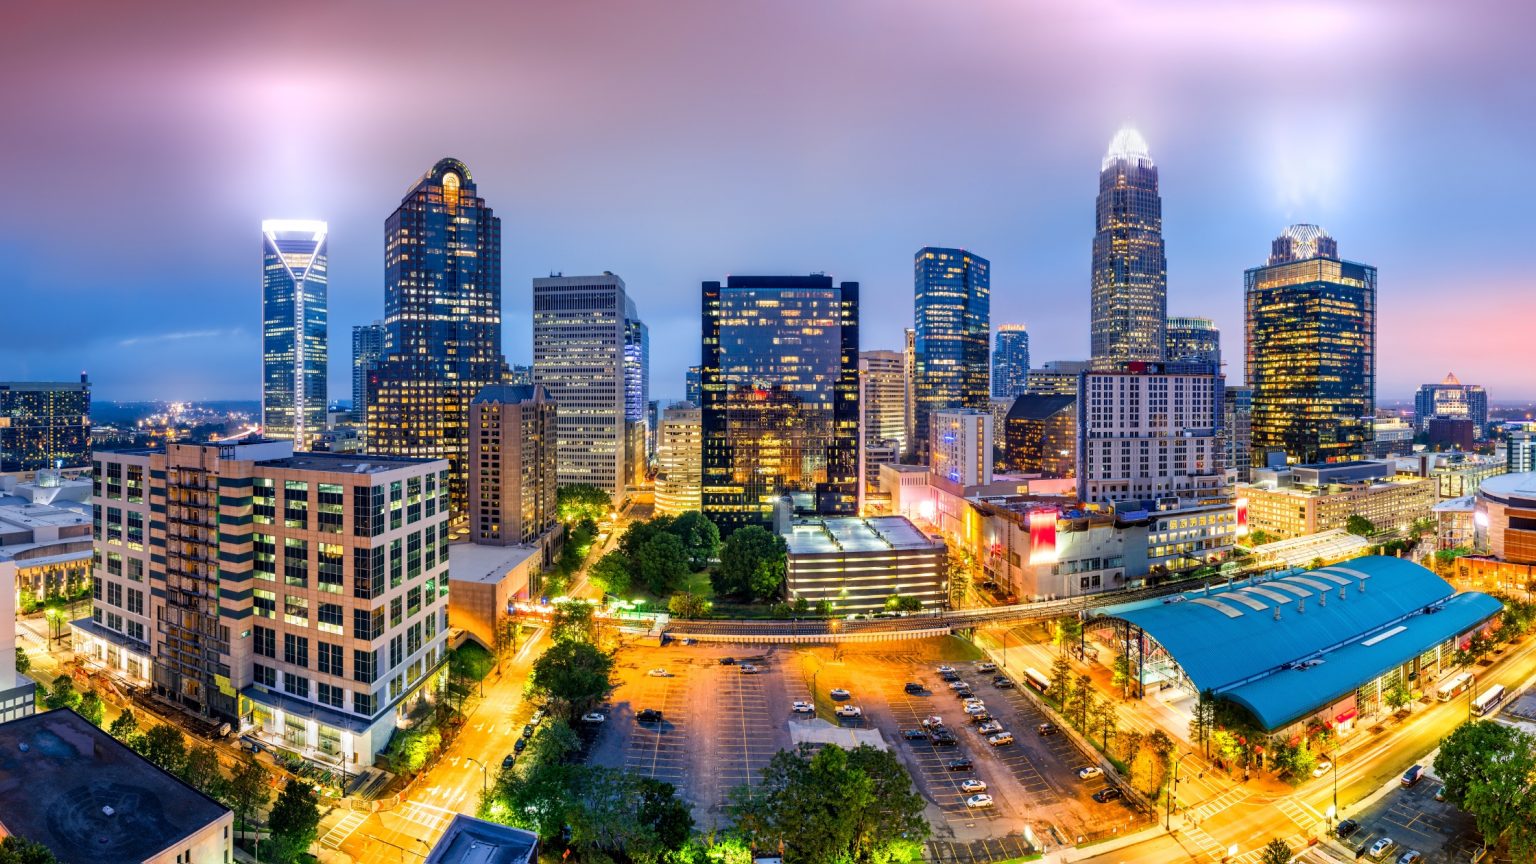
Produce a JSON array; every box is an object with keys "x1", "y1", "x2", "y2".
[
  {"x1": 0, "y1": 498, "x2": 92, "y2": 610},
  {"x1": 1004, "y1": 394, "x2": 1076, "y2": 478},
  {"x1": 1427, "y1": 418, "x2": 1476, "y2": 451},
  {"x1": 468, "y1": 385, "x2": 558, "y2": 556},
  {"x1": 783, "y1": 516, "x2": 946, "y2": 614},
  {"x1": 972, "y1": 499, "x2": 1145, "y2": 601},
  {"x1": 1240, "y1": 460, "x2": 1436, "y2": 539},
  {"x1": 1367, "y1": 417, "x2": 1415, "y2": 459},
  {"x1": 0, "y1": 376, "x2": 91, "y2": 473},
  {"x1": 0, "y1": 709, "x2": 233, "y2": 863},
  {"x1": 1223, "y1": 386, "x2": 1253, "y2": 482},
  {"x1": 1026, "y1": 361, "x2": 1088, "y2": 397},
  {"x1": 0, "y1": 542, "x2": 35, "y2": 722},
  {"x1": 1077, "y1": 362, "x2": 1225, "y2": 506},
  {"x1": 425, "y1": 814, "x2": 538, "y2": 864},
  {"x1": 929, "y1": 409, "x2": 993, "y2": 487},
  {"x1": 448, "y1": 543, "x2": 543, "y2": 652},
  {"x1": 1398, "y1": 451, "x2": 1507, "y2": 500},
  {"x1": 655, "y1": 402, "x2": 702, "y2": 516},
  {"x1": 1415, "y1": 373, "x2": 1488, "y2": 439},
  {"x1": 859, "y1": 350, "x2": 908, "y2": 456}
]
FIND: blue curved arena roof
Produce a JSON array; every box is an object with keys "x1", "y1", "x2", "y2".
[{"x1": 1090, "y1": 557, "x2": 1502, "y2": 730}]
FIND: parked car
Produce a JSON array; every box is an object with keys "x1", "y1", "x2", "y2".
[
  {"x1": 1077, "y1": 766, "x2": 1103, "y2": 780},
  {"x1": 954, "y1": 688, "x2": 976, "y2": 700},
  {"x1": 1396, "y1": 851, "x2": 1421, "y2": 864},
  {"x1": 502, "y1": 753, "x2": 516, "y2": 769},
  {"x1": 946, "y1": 758, "x2": 974, "y2": 771},
  {"x1": 637, "y1": 708, "x2": 663, "y2": 723},
  {"x1": 581, "y1": 712, "x2": 606, "y2": 723},
  {"x1": 791, "y1": 700, "x2": 815, "y2": 714},
  {"x1": 976, "y1": 662, "x2": 997, "y2": 673},
  {"x1": 921, "y1": 715, "x2": 945, "y2": 728},
  {"x1": 830, "y1": 688, "x2": 852, "y2": 700},
  {"x1": 1312, "y1": 759, "x2": 1332, "y2": 778},
  {"x1": 901, "y1": 728, "x2": 928, "y2": 740},
  {"x1": 719, "y1": 657, "x2": 736, "y2": 665},
  {"x1": 835, "y1": 705, "x2": 863, "y2": 718},
  {"x1": 964, "y1": 702, "x2": 988, "y2": 715},
  {"x1": 1433, "y1": 785, "x2": 1446, "y2": 801},
  {"x1": 1367, "y1": 837, "x2": 1395, "y2": 860},
  {"x1": 968, "y1": 712, "x2": 993, "y2": 725},
  {"x1": 937, "y1": 665, "x2": 957, "y2": 675},
  {"x1": 1037, "y1": 722, "x2": 1059, "y2": 736},
  {"x1": 1335, "y1": 819, "x2": 1360, "y2": 838},
  {"x1": 521, "y1": 724, "x2": 534, "y2": 739},
  {"x1": 1091, "y1": 787, "x2": 1123, "y2": 803},
  {"x1": 904, "y1": 682, "x2": 925, "y2": 695},
  {"x1": 992, "y1": 676, "x2": 1015, "y2": 689},
  {"x1": 930, "y1": 732, "x2": 958, "y2": 746},
  {"x1": 513, "y1": 737, "x2": 527, "y2": 753},
  {"x1": 740, "y1": 663, "x2": 759, "y2": 674},
  {"x1": 949, "y1": 680, "x2": 971, "y2": 691},
  {"x1": 530, "y1": 709, "x2": 546, "y2": 725},
  {"x1": 960, "y1": 779, "x2": 987, "y2": 793},
  {"x1": 978, "y1": 721, "x2": 1003, "y2": 734},
  {"x1": 1402, "y1": 765, "x2": 1424, "y2": 787},
  {"x1": 988, "y1": 732, "x2": 1014, "y2": 746},
  {"x1": 965, "y1": 793, "x2": 994, "y2": 809},
  {"x1": 647, "y1": 668, "x2": 671, "y2": 677}
]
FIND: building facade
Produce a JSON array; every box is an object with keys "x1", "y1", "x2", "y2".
[
  {"x1": 469, "y1": 385, "x2": 558, "y2": 549},
  {"x1": 929, "y1": 409, "x2": 993, "y2": 487},
  {"x1": 532, "y1": 273, "x2": 631, "y2": 502},
  {"x1": 1368, "y1": 417, "x2": 1415, "y2": 459},
  {"x1": 1241, "y1": 461, "x2": 1435, "y2": 539},
  {"x1": 261, "y1": 220, "x2": 328, "y2": 448},
  {"x1": 685, "y1": 365, "x2": 702, "y2": 406},
  {"x1": 912, "y1": 248, "x2": 990, "y2": 460},
  {"x1": 624, "y1": 300, "x2": 650, "y2": 488},
  {"x1": 1165, "y1": 316, "x2": 1220, "y2": 368},
  {"x1": 1004, "y1": 394, "x2": 1076, "y2": 477},
  {"x1": 1415, "y1": 373, "x2": 1488, "y2": 439},
  {"x1": 351, "y1": 321, "x2": 385, "y2": 425},
  {"x1": 366, "y1": 159, "x2": 508, "y2": 517},
  {"x1": 655, "y1": 402, "x2": 703, "y2": 516},
  {"x1": 1077, "y1": 362, "x2": 1225, "y2": 506},
  {"x1": 1091, "y1": 128, "x2": 1167, "y2": 366},
  {"x1": 1026, "y1": 361, "x2": 1089, "y2": 397},
  {"x1": 1223, "y1": 386, "x2": 1253, "y2": 482},
  {"x1": 1245, "y1": 224, "x2": 1376, "y2": 465},
  {"x1": 783, "y1": 516, "x2": 946, "y2": 614},
  {"x1": 700, "y1": 275, "x2": 859, "y2": 531},
  {"x1": 1510, "y1": 430, "x2": 1536, "y2": 474},
  {"x1": 991, "y1": 324, "x2": 1031, "y2": 399},
  {"x1": 1475, "y1": 473, "x2": 1536, "y2": 565},
  {"x1": 0, "y1": 377, "x2": 91, "y2": 473},
  {"x1": 859, "y1": 350, "x2": 908, "y2": 454}
]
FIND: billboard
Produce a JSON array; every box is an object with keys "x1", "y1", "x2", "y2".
[{"x1": 1028, "y1": 509, "x2": 1058, "y2": 565}]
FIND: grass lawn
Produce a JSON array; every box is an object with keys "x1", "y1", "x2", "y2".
[{"x1": 450, "y1": 642, "x2": 495, "y2": 681}]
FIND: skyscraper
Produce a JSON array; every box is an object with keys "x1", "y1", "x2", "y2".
[
  {"x1": 1414, "y1": 373, "x2": 1489, "y2": 439},
  {"x1": 903, "y1": 328, "x2": 916, "y2": 454},
  {"x1": 1223, "y1": 386, "x2": 1253, "y2": 482},
  {"x1": 991, "y1": 324, "x2": 1030, "y2": 398},
  {"x1": 0, "y1": 376, "x2": 90, "y2": 472},
  {"x1": 858, "y1": 350, "x2": 908, "y2": 452},
  {"x1": 351, "y1": 321, "x2": 385, "y2": 424},
  {"x1": 701, "y1": 275, "x2": 859, "y2": 530},
  {"x1": 1091, "y1": 128, "x2": 1167, "y2": 365},
  {"x1": 624, "y1": 300, "x2": 650, "y2": 489},
  {"x1": 469, "y1": 385, "x2": 558, "y2": 549},
  {"x1": 367, "y1": 159, "x2": 508, "y2": 516},
  {"x1": 913, "y1": 247, "x2": 990, "y2": 461},
  {"x1": 261, "y1": 219, "x2": 328, "y2": 447},
  {"x1": 655, "y1": 402, "x2": 703, "y2": 516},
  {"x1": 533, "y1": 273, "x2": 630, "y2": 501},
  {"x1": 1165, "y1": 317, "x2": 1220, "y2": 368},
  {"x1": 1245, "y1": 224, "x2": 1376, "y2": 464},
  {"x1": 685, "y1": 366, "x2": 702, "y2": 406}
]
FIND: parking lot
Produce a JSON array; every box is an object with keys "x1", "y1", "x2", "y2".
[{"x1": 1341, "y1": 769, "x2": 1498, "y2": 863}]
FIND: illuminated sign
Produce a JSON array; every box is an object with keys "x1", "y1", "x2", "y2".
[
  {"x1": 1028, "y1": 509, "x2": 1058, "y2": 565},
  {"x1": 1235, "y1": 497, "x2": 1249, "y2": 536}
]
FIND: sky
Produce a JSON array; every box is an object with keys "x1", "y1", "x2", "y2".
[{"x1": 3, "y1": 0, "x2": 1534, "y2": 403}]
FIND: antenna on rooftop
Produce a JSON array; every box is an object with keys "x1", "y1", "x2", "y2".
[
  {"x1": 1339, "y1": 586, "x2": 1346, "y2": 602},
  {"x1": 1319, "y1": 591, "x2": 1327, "y2": 608},
  {"x1": 1273, "y1": 606, "x2": 1281, "y2": 622},
  {"x1": 1297, "y1": 597, "x2": 1305, "y2": 614}
]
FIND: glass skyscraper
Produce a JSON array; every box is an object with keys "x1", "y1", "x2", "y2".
[
  {"x1": 0, "y1": 375, "x2": 90, "y2": 472},
  {"x1": 624, "y1": 299, "x2": 650, "y2": 489},
  {"x1": 701, "y1": 275, "x2": 859, "y2": 530},
  {"x1": 1091, "y1": 128, "x2": 1167, "y2": 365},
  {"x1": 351, "y1": 321, "x2": 385, "y2": 424},
  {"x1": 1165, "y1": 316, "x2": 1220, "y2": 368},
  {"x1": 991, "y1": 324, "x2": 1030, "y2": 398},
  {"x1": 367, "y1": 159, "x2": 508, "y2": 516},
  {"x1": 913, "y1": 247, "x2": 989, "y2": 461},
  {"x1": 261, "y1": 219, "x2": 328, "y2": 448},
  {"x1": 1245, "y1": 224, "x2": 1376, "y2": 465}
]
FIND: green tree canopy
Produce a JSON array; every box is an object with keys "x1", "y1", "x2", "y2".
[
  {"x1": 13, "y1": 648, "x2": 28, "y2": 676},
  {"x1": 107, "y1": 708, "x2": 140, "y2": 741},
  {"x1": 530, "y1": 639, "x2": 614, "y2": 719},
  {"x1": 589, "y1": 551, "x2": 633, "y2": 598},
  {"x1": 76, "y1": 690, "x2": 105, "y2": 727},
  {"x1": 1260, "y1": 838, "x2": 1292, "y2": 864},
  {"x1": 636, "y1": 532, "x2": 690, "y2": 595},
  {"x1": 1435, "y1": 720, "x2": 1528, "y2": 806},
  {"x1": 618, "y1": 515, "x2": 675, "y2": 561},
  {"x1": 551, "y1": 599, "x2": 600, "y2": 645},
  {"x1": 713, "y1": 525, "x2": 789, "y2": 601},
  {"x1": 225, "y1": 756, "x2": 272, "y2": 832},
  {"x1": 557, "y1": 484, "x2": 612, "y2": 525},
  {"x1": 668, "y1": 590, "x2": 711, "y2": 619},
  {"x1": 1345, "y1": 514, "x2": 1377, "y2": 536},
  {"x1": 268, "y1": 779, "x2": 322, "y2": 863},
  {"x1": 668, "y1": 511, "x2": 722, "y2": 570},
  {"x1": 884, "y1": 594, "x2": 923, "y2": 612},
  {"x1": 140, "y1": 723, "x2": 187, "y2": 774},
  {"x1": 180, "y1": 745, "x2": 225, "y2": 799},
  {"x1": 43, "y1": 675, "x2": 80, "y2": 711},
  {"x1": 0, "y1": 836, "x2": 60, "y2": 864}
]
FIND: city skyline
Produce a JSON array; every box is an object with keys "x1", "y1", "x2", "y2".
[{"x1": 5, "y1": 2, "x2": 1534, "y2": 401}]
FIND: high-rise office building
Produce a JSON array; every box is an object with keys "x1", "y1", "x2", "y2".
[
  {"x1": 685, "y1": 366, "x2": 702, "y2": 406},
  {"x1": 859, "y1": 350, "x2": 908, "y2": 451},
  {"x1": 655, "y1": 402, "x2": 703, "y2": 516},
  {"x1": 1165, "y1": 317, "x2": 1220, "y2": 368},
  {"x1": 261, "y1": 220, "x2": 328, "y2": 448},
  {"x1": 1245, "y1": 224, "x2": 1376, "y2": 465},
  {"x1": 1077, "y1": 362, "x2": 1225, "y2": 505},
  {"x1": 81, "y1": 440, "x2": 449, "y2": 764},
  {"x1": 1414, "y1": 373, "x2": 1489, "y2": 439},
  {"x1": 1223, "y1": 386, "x2": 1253, "y2": 482},
  {"x1": 701, "y1": 275, "x2": 859, "y2": 530},
  {"x1": 351, "y1": 321, "x2": 385, "y2": 424},
  {"x1": 913, "y1": 248, "x2": 990, "y2": 461},
  {"x1": 903, "y1": 328, "x2": 916, "y2": 454},
  {"x1": 0, "y1": 376, "x2": 90, "y2": 472},
  {"x1": 367, "y1": 159, "x2": 508, "y2": 517},
  {"x1": 533, "y1": 273, "x2": 630, "y2": 501},
  {"x1": 991, "y1": 324, "x2": 1031, "y2": 398},
  {"x1": 1091, "y1": 128, "x2": 1167, "y2": 365},
  {"x1": 1004, "y1": 394, "x2": 1077, "y2": 478},
  {"x1": 624, "y1": 301, "x2": 650, "y2": 490},
  {"x1": 469, "y1": 385, "x2": 558, "y2": 549},
  {"x1": 929, "y1": 409, "x2": 993, "y2": 487}
]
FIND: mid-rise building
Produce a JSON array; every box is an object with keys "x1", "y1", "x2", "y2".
[
  {"x1": 1415, "y1": 373, "x2": 1488, "y2": 439},
  {"x1": 655, "y1": 402, "x2": 702, "y2": 516},
  {"x1": 1245, "y1": 224, "x2": 1376, "y2": 464},
  {"x1": 991, "y1": 324, "x2": 1031, "y2": 398},
  {"x1": 1398, "y1": 451, "x2": 1507, "y2": 500},
  {"x1": 1091, "y1": 128, "x2": 1167, "y2": 366},
  {"x1": 1475, "y1": 472, "x2": 1536, "y2": 564},
  {"x1": 351, "y1": 321, "x2": 385, "y2": 425},
  {"x1": 1165, "y1": 316, "x2": 1220, "y2": 368},
  {"x1": 1240, "y1": 460, "x2": 1435, "y2": 539},
  {"x1": 1367, "y1": 416, "x2": 1415, "y2": 459},
  {"x1": 469, "y1": 386, "x2": 558, "y2": 552},
  {"x1": 783, "y1": 515, "x2": 946, "y2": 613},
  {"x1": 701, "y1": 275, "x2": 858, "y2": 530},
  {"x1": 0, "y1": 497, "x2": 92, "y2": 610},
  {"x1": 1025, "y1": 361, "x2": 1089, "y2": 397},
  {"x1": 533, "y1": 273, "x2": 631, "y2": 502},
  {"x1": 859, "y1": 350, "x2": 908, "y2": 453},
  {"x1": 1509, "y1": 430, "x2": 1536, "y2": 474},
  {"x1": 1004, "y1": 394, "x2": 1076, "y2": 477},
  {"x1": 930, "y1": 409, "x2": 993, "y2": 487},
  {"x1": 262, "y1": 220, "x2": 328, "y2": 448},
  {"x1": 78, "y1": 440, "x2": 450, "y2": 768},
  {"x1": 1427, "y1": 418, "x2": 1476, "y2": 451},
  {"x1": 1, "y1": 540, "x2": 36, "y2": 721},
  {"x1": 913, "y1": 248, "x2": 990, "y2": 460},
  {"x1": 0, "y1": 376, "x2": 91, "y2": 473},
  {"x1": 366, "y1": 159, "x2": 508, "y2": 517},
  {"x1": 1223, "y1": 386, "x2": 1253, "y2": 481},
  {"x1": 685, "y1": 365, "x2": 702, "y2": 406},
  {"x1": 1077, "y1": 362, "x2": 1225, "y2": 506}
]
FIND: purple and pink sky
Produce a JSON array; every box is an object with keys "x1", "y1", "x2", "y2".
[{"x1": 3, "y1": 0, "x2": 1533, "y2": 402}]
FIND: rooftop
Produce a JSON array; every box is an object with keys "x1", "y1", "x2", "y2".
[
  {"x1": 449, "y1": 542, "x2": 542, "y2": 585},
  {"x1": 1479, "y1": 472, "x2": 1536, "y2": 501},
  {"x1": 1006, "y1": 393, "x2": 1075, "y2": 421},
  {"x1": 424, "y1": 814, "x2": 538, "y2": 864},
  {"x1": 784, "y1": 516, "x2": 942, "y2": 556},
  {"x1": 0, "y1": 710, "x2": 229, "y2": 863},
  {"x1": 256, "y1": 452, "x2": 446, "y2": 474}
]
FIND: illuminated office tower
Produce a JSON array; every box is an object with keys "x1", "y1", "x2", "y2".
[
  {"x1": 1414, "y1": 373, "x2": 1488, "y2": 439},
  {"x1": 624, "y1": 302, "x2": 650, "y2": 489},
  {"x1": 1245, "y1": 225, "x2": 1376, "y2": 464},
  {"x1": 913, "y1": 248, "x2": 990, "y2": 461},
  {"x1": 655, "y1": 402, "x2": 703, "y2": 516},
  {"x1": 1166, "y1": 316, "x2": 1220, "y2": 368},
  {"x1": 367, "y1": 159, "x2": 508, "y2": 517},
  {"x1": 469, "y1": 385, "x2": 558, "y2": 548},
  {"x1": 991, "y1": 324, "x2": 1030, "y2": 398},
  {"x1": 262, "y1": 220, "x2": 328, "y2": 448},
  {"x1": 351, "y1": 321, "x2": 385, "y2": 425},
  {"x1": 930, "y1": 408, "x2": 993, "y2": 487},
  {"x1": 903, "y1": 328, "x2": 916, "y2": 454},
  {"x1": 685, "y1": 366, "x2": 702, "y2": 406},
  {"x1": 1223, "y1": 386, "x2": 1253, "y2": 482},
  {"x1": 1091, "y1": 128, "x2": 1167, "y2": 365},
  {"x1": 701, "y1": 275, "x2": 859, "y2": 530},
  {"x1": 0, "y1": 376, "x2": 90, "y2": 472},
  {"x1": 533, "y1": 273, "x2": 629, "y2": 502},
  {"x1": 859, "y1": 350, "x2": 908, "y2": 453}
]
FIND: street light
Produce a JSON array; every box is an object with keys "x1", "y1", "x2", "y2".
[
  {"x1": 1166, "y1": 751, "x2": 1191, "y2": 831},
  {"x1": 464, "y1": 756, "x2": 489, "y2": 801}
]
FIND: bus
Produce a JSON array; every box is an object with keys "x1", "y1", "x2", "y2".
[
  {"x1": 1473, "y1": 683, "x2": 1507, "y2": 716},
  {"x1": 1023, "y1": 667, "x2": 1051, "y2": 694},
  {"x1": 1437, "y1": 672, "x2": 1474, "y2": 702}
]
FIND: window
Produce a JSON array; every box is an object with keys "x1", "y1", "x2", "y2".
[
  {"x1": 253, "y1": 589, "x2": 276, "y2": 619},
  {"x1": 354, "y1": 545, "x2": 385, "y2": 600},
  {"x1": 406, "y1": 476, "x2": 422, "y2": 524},
  {"x1": 354, "y1": 691, "x2": 375, "y2": 717},
  {"x1": 106, "y1": 612, "x2": 122, "y2": 632},
  {"x1": 283, "y1": 633, "x2": 309, "y2": 668},
  {"x1": 126, "y1": 464, "x2": 143, "y2": 503},
  {"x1": 127, "y1": 588, "x2": 144, "y2": 616},
  {"x1": 424, "y1": 525, "x2": 437, "y2": 571},
  {"x1": 107, "y1": 582, "x2": 123, "y2": 608},
  {"x1": 127, "y1": 557, "x2": 143, "y2": 583},
  {"x1": 407, "y1": 587, "x2": 421, "y2": 618},
  {"x1": 407, "y1": 531, "x2": 422, "y2": 579},
  {"x1": 284, "y1": 594, "x2": 309, "y2": 627},
  {"x1": 390, "y1": 539, "x2": 403, "y2": 588},
  {"x1": 254, "y1": 533, "x2": 277, "y2": 581},
  {"x1": 353, "y1": 649, "x2": 376, "y2": 683},
  {"x1": 254, "y1": 664, "x2": 276, "y2": 687},
  {"x1": 318, "y1": 602, "x2": 344, "y2": 635},
  {"x1": 127, "y1": 621, "x2": 145, "y2": 643},
  {"x1": 284, "y1": 674, "x2": 309, "y2": 699},
  {"x1": 284, "y1": 538, "x2": 308, "y2": 587},
  {"x1": 318, "y1": 543, "x2": 344, "y2": 593},
  {"x1": 407, "y1": 622, "x2": 422, "y2": 655},
  {"x1": 283, "y1": 480, "x2": 309, "y2": 529},
  {"x1": 390, "y1": 597, "x2": 403, "y2": 627},
  {"x1": 390, "y1": 481, "x2": 403, "y2": 529},
  {"x1": 254, "y1": 626, "x2": 276, "y2": 659},
  {"x1": 354, "y1": 607, "x2": 384, "y2": 641},
  {"x1": 389, "y1": 635, "x2": 403, "y2": 668},
  {"x1": 317, "y1": 641, "x2": 343, "y2": 676},
  {"x1": 317, "y1": 682, "x2": 344, "y2": 708},
  {"x1": 106, "y1": 462, "x2": 122, "y2": 499},
  {"x1": 107, "y1": 552, "x2": 123, "y2": 576},
  {"x1": 126, "y1": 511, "x2": 144, "y2": 550},
  {"x1": 92, "y1": 505, "x2": 102, "y2": 540},
  {"x1": 253, "y1": 478, "x2": 275, "y2": 525},
  {"x1": 317, "y1": 483, "x2": 344, "y2": 534},
  {"x1": 106, "y1": 507, "x2": 123, "y2": 544}
]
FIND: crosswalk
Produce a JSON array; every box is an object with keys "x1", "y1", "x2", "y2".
[
  {"x1": 1180, "y1": 825, "x2": 1225, "y2": 860},
  {"x1": 1276, "y1": 797, "x2": 1322, "y2": 831},
  {"x1": 319, "y1": 811, "x2": 367, "y2": 849},
  {"x1": 1186, "y1": 786, "x2": 1250, "y2": 822}
]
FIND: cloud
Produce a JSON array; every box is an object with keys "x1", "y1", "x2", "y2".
[{"x1": 118, "y1": 329, "x2": 242, "y2": 348}]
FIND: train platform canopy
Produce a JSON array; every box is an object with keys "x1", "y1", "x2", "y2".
[{"x1": 1090, "y1": 556, "x2": 1503, "y2": 731}]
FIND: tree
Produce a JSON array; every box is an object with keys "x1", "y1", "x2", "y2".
[
  {"x1": 1111, "y1": 654, "x2": 1132, "y2": 699},
  {"x1": 13, "y1": 648, "x2": 28, "y2": 677},
  {"x1": 1463, "y1": 732, "x2": 1536, "y2": 848},
  {"x1": 1384, "y1": 680, "x2": 1413, "y2": 714},
  {"x1": 530, "y1": 639, "x2": 614, "y2": 719},
  {"x1": 1436, "y1": 721, "x2": 1527, "y2": 806},
  {"x1": 1210, "y1": 729, "x2": 1243, "y2": 772},
  {"x1": 1051, "y1": 616, "x2": 1083, "y2": 655},
  {"x1": 107, "y1": 708, "x2": 140, "y2": 741},
  {"x1": 1048, "y1": 655, "x2": 1075, "y2": 707},
  {"x1": 557, "y1": 484, "x2": 612, "y2": 525},
  {"x1": 589, "y1": 551, "x2": 633, "y2": 598},
  {"x1": 1260, "y1": 838, "x2": 1292, "y2": 864},
  {"x1": 1074, "y1": 673, "x2": 1095, "y2": 728},
  {"x1": 181, "y1": 745, "x2": 225, "y2": 798},
  {"x1": 714, "y1": 526, "x2": 788, "y2": 601},
  {"x1": 1089, "y1": 698, "x2": 1118, "y2": 750},
  {"x1": 668, "y1": 511, "x2": 721, "y2": 570},
  {"x1": 1189, "y1": 691, "x2": 1217, "y2": 756},
  {"x1": 884, "y1": 594, "x2": 923, "y2": 613},
  {"x1": 0, "y1": 836, "x2": 60, "y2": 864},
  {"x1": 1118, "y1": 729, "x2": 1145, "y2": 786},
  {"x1": 636, "y1": 776, "x2": 695, "y2": 852},
  {"x1": 668, "y1": 590, "x2": 711, "y2": 619},
  {"x1": 43, "y1": 674, "x2": 81, "y2": 711},
  {"x1": 385, "y1": 725, "x2": 442, "y2": 774},
  {"x1": 141, "y1": 723, "x2": 187, "y2": 774},
  {"x1": 636, "y1": 532, "x2": 690, "y2": 595},
  {"x1": 1345, "y1": 514, "x2": 1377, "y2": 537},
  {"x1": 268, "y1": 778, "x2": 322, "y2": 863},
  {"x1": 226, "y1": 757, "x2": 272, "y2": 836},
  {"x1": 551, "y1": 600, "x2": 599, "y2": 645},
  {"x1": 1146, "y1": 729, "x2": 1176, "y2": 792},
  {"x1": 76, "y1": 690, "x2": 105, "y2": 726},
  {"x1": 618, "y1": 515, "x2": 674, "y2": 562}
]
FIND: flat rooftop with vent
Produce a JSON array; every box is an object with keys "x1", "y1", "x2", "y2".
[
  {"x1": 783, "y1": 516, "x2": 948, "y2": 614},
  {"x1": 0, "y1": 709, "x2": 232, "y2": 864}
]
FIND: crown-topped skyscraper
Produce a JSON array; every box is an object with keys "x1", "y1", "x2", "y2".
[{"x1": 1091, "y1": 127, "x2": 1168, "y2": 365}]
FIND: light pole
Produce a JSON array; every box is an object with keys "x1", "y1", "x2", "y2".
[
  {"x1": 464, "y1": 756, "x2": 489, "y2": 801},
  {"x1": 1331, "y1": 739, "x2": 1339, "y2": 828},
  {"x1": 1166, "y1": 751, "x2": 1190, "y2": 831}
]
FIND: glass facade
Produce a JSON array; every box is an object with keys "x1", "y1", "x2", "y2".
[
  {"x1": 701, "y1": 276, "x2": 859, "y2": 530},
  {"x1": 1091, "y1": 128, "x2": 1167, "y2": 366},
  {"x1": 1165, "y1": 316, "x2": 1220, "y2": 368},
  {"x1": 1245, "y1": 225, "x2": 1376, "y2": 464},
  {"x1": 0, "y1": 377, "x2": 90, "y2": 472},
  {"x1": 262, "y1": 220, "x2": 328, "y2": 448},
  {"x1": 913, "y1": 247, "x2": 990, "y2": 460},
  {"x1": 991, "y1": 324, "x2": 1030, "y2": 398},
  {"x1": 351, "y1": 321, "x2": 385, "y2": 425},
  {"x1": 367, "y1": 159, "x2": 508, "y2": 517}
]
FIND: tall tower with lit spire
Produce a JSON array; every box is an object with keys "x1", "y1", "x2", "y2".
[
  {"x1": 261, "y1": 219, "x2": 328, "y2": 448},
  {"x1": 1091, "y1": 128, "x2": 1167, "y2": 365}
]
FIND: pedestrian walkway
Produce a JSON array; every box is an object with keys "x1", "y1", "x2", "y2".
[
  {"x1": 1186, "y1": 786, "x2": 1250, "y2": 822},
  {"x1": 1178, "y1": 825, "x2": 1225, "y2": 860},
  {"x1": 319, "y1": 811, "x2": 367, "y2": 849}
]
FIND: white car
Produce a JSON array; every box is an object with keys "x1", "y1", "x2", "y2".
[
  {"x1": 791, "y1": 700, "x2": 815, "y2": 714},
  {"x1": 647, "y1": 668, "x2": 671, "y2": 677},
  {"x1": 937, "y1": 665, "x2": 957, "y2": 674},
  {"x1": 964, "y1": 703, "x2": 988, "y2": 715},
  {"x1": 740, "y1": 663, "x2": 760, "y2": 674},
  {"x1": 965, "y1": 793, "x2": 995, "y2": 809},
  {"x1": 835, "y1": 704, "x2": 863, "y2": 718},
  {"x1": 976, "y1": 662, "x2": 997, "y2": 673},
  {"x1": 948, "y1": 680, "x2": 971, "y2": 690},
  {"x1": 1313, "y1": 759, "x2": 1333, "y2": 778},
  {"x1": 829, "y1": 688, "x2": 852, "y2": 700},
  {"x1": 988, "y1": 732, "x2": 1015, "y2": 746},
  {"x1": 581, "y1": 712, "x2": 606, "y2": 724},
  {"x1": 960, "y1": 779, "x2": 988, "y2": 793},
  {"x1": 1077, "y1": 766, "x2": 1103, "y2": 780},
  {"x1": 978, "y1": 721, "x2": 1004, "y2": 734},
  {"x1": 921, "y1": 715, "x2": 945, "y2": 728}
]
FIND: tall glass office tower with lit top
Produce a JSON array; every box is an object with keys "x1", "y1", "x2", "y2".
[
  {"x1": 261, "y1": 219, "x2": 328, "y2": 448},
  {"x1": 367, "y1": 158, "x2": 508, "y2": 516},
  {"x1": 1091, "y1": 128, "x2": 1167, "y2": 365},
  {"x1": 1245, "y1": 224, "x2": 1376, "y2": 464},
  {"x1": 913, "y1": 247, "x2": 989, "y2": 461},
  {"x1": 991, "y1": 324, "x2": 1030, "y2": 398},
  {"x1": 701, "y1": 275, "x2": 859, "y2": 531}
]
